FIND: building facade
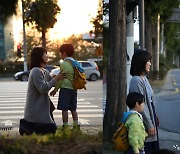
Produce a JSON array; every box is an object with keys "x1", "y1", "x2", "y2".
[{"x1": 0, "y1": 16, "x2": 14, "y2": 61}]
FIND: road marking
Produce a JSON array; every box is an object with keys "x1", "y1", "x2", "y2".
[
  {"x1": 0, "y1": 114, "x2": 103, "y2": 120},
  {"x1": 172, "y1": 88, "x2": 179, "y2": 94},
  {"x1": 173, "y1": 77, "x2": 177, "y2": 86},
  {"x1": 0, "y1": 105, "x2": 99, "y2": 109},
  {"x1": 79, "y1": 91, "x2": 102, "y2": 94},
  {"x1": 0, "y1": 109, "x2": 103, "y2": 114},
  {"x1": 0, "y1": 102, "x2": 91, "y2": 105},
  {"x1": 79, "y1": 118, "x2": 90, "y2": 124},
  {"x1": 0, "y1": 97, "x2": 26, "y2": 99},
  {"x1": 0, "y1": 91, "x2": 102, "y2": 94},
  {"x1": 1, "y1": 120, "x2": 17, "y2": 126}
]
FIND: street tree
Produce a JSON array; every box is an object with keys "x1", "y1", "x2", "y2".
[
  {"x1": 25, "y1": 0, "x2": 60, "y2": 48},
  {"x1": 144, "y1": 0, "x2": 179, "y2": 75},
  {"x1": 91, "y1": 0, "x2": 103, "y2": 40},
  {"x1": 0, "y1": 0, "x2": 18, "y2": 23},
  {"x1": 103, "y1": 0, "x2": 127, "y2": 142},
  {"x1": 164, "y1": 23, "x2": 180, "y2": 67}
]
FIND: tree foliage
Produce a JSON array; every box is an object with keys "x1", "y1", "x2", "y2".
[
  {"x1": 91, "y1": 1, "x2": 103, "y2": 39},
  {"x1": 145, "y1": 0, "x2": 179, "y2": 22},
  {"x1": 165, "y1": 23, "x2": 180, "y2": 66},
  {"x1": 25, "y1": 0, "x2": 60, "y2": 47},
  {"x1": 0, "y1": 0, "x2": 18, "y2": 23},
  {"x1": 144, "y1": 0, "x2": 180, "y2": 72},
  {"x1": 58, "y1": 35, "x2": 98, "y2": 61}
]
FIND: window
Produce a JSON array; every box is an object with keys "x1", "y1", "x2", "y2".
[{"x1": 81, "y1": 62, "x2": 92, "y2": 68}]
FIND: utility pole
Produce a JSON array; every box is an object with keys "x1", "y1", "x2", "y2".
[
  {"x1": 160, "y1": 23, "x2": 165, "y2": 56},
  {"x1": 154, "y1": 14, "x2": 160, "y2": 77},
  {"x1": 138, "y1": 0, "x2": 145, "y2": 50},
  {"x1": 126, "y1": 12, "x2": 134, "y2": 94},
  {"x1": 22, "y1": 0, "x2": 28, "y2": 71}
]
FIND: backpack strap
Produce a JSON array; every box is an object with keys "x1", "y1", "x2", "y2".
[
  {"x1": 64, "y1": 60, "x2": 74, "y2": 82},
  {"x1": 117, "y1": 113, "x2": 135, "y2": 127},
  {"x1": 65, "y1": 59, "x2": 73, "y2": 67},
  {"x1": 124, "y1": 113, "x2": 136, "y2": 124}
]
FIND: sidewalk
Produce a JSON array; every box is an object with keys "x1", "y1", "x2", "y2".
[
  {"x1": 103, "y1": 70, "x2": 180, "y2": 154},
  {"x1": 0, "y1": 77, "x2": 14, "y2": 82}
]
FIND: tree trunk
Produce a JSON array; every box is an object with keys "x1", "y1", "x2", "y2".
[
  {"x1": 145, "y1": 18, "x2": 153, "y2": 70},
  {"x1": 103, "y1": 0, "x2": 127, "y2": 142},
  {"x1": 42, "y1": 28, "x2": 46, "y2": 48},
  {"x1": 152, "y1": 15, "x2": 160, "y2": 79}
]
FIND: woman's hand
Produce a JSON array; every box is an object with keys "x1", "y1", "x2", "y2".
[
  {"x1": 54, "y1": 73, "x2": 66, "y2": 81},
  {"x1": 148, "y1": 127, "x2": 156, "y2": 136}
]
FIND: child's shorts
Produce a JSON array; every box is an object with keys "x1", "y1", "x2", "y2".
[
  {"x1": 57, "y1": 88, "x2": 77, "y2": 111},
  {"x1": 124, "y1": 146, "x2": 145, "y2": 154}
]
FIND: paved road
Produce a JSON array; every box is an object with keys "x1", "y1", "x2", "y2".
[
  {"x1": 156, "y1": 69, "x2": 180, "y2": 134},
  {"x1": 0, "y1": 80, "x2": 103, "y2": 129},
  {"x1": 155, "y1": 69, "x2": 180, "y2": 152}
]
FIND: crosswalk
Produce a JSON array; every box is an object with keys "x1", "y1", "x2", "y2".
[{"x1": 0, "y1": 82, "x2": 103, "y2": 127}]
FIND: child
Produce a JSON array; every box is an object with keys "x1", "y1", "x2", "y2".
[
  {"x1": 122, "y1": 92, "x2": 148, "y2": 154},
  {"x1": 50, "y1": 44, "x2": 83, "y2": 130}
]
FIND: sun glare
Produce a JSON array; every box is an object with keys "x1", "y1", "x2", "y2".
[{"x1": 13, "y1": 0, "x2": 100, "y2": 46}]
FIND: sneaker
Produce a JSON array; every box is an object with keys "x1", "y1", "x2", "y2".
[
  {"x1": 61, "y1": 125, "x2": 72, "y2": 137},
  {"x1": 72, "y1": 124, "x2": 81, "y2": 132}
]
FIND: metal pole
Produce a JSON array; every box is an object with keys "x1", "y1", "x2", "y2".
[
  {"x1": 126, "y1": 12, "x2": 134, "y2": 94},
  {"x1": 155, "y1": 14, "x2": 160, "y2": 72},
  {"x1": 126, "y1": 11, "x2": 134, "y2": 112},
  {"x1": 22, "y1": 0, "x2": 28, "y2": 71},
  {"x1": 160, "y1": 23, "x2": 164, "y2": 55},
  {"x1": 138, "y1": 0, "x2": 145, "y2": 50}
]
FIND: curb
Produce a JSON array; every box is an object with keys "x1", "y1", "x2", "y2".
[{"x1": 0, "y1": 126, "x2": 103, "y2": 137}]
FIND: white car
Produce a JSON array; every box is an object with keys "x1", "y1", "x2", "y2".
[
  {"x1": 79, "y1": 61, "x2": 100, "y2": 81},
  {"x1": 50, "y1": 61, "x2": 100, "y2": 81},
  {"x1": 50, "y1": 67, "x2": 60, "y2": 77}
]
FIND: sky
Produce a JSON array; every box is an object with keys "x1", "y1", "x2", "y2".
[{"x1": 13, "y1": 0, "x2": 100, "y2": 46}]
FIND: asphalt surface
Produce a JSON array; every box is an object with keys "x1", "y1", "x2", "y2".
[
  {"x1": 156, "y1": 69, "x2": 180, "y2": 134},
  {"x1": 155, "y1": 69, "x2": 180, "y2": 153}
]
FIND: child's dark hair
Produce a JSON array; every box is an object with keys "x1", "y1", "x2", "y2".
[
  {"x1": 59, "y1": 44, "x2": 74, "y2": 57},
  {"x1": 126, "y1": 92, "x2": 144, "y2": 109}
]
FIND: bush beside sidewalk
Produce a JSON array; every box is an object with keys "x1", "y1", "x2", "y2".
[{"x1": 0, "y1": 126, "x2": 103, "y2": 154}]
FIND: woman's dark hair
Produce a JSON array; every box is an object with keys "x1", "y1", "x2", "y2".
[
  {"x1": 30, "y1": 47, "x2": 47, "y2": 69},
  {"x1": 130, "y1": 49, "x2": 152, "y2": 76},
  {"x1": 126, "y1": 92, "x2": 144, "y2": 109},
  {"x1": 59, "y1": 44, "x2": 74, "y2": 57}
]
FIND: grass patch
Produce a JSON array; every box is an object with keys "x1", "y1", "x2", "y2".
[
  {"x1": 149, "y1": 79, "x2": 165, "y2": 88},
  {"x1": 0, "y1": 127, "x2": 103, "y2": 154},
  {"x1": 149, "y1": 79, "x2": 165, "y2": 94}
]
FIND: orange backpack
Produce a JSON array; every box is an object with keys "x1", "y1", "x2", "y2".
[
  {"x1": 112, "y1": 114, "x2": 135, "y2": 151},
  {"x1": 66, "y1": 60, "x2": 87, "y2": 90}
]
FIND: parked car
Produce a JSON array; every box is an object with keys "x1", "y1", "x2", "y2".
[
  {"x1": 50, "y1": 61, "x2": 100, "y2": 81},
  {"x1": 50, "y1": 67, "x2": 60, "y2": 77},
  {"x1": 14, "y1": 65, "x2": 58, "y2": 81},
  {"x1": 79, "y1": 61, "x2": 100, "y2": 81}
]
